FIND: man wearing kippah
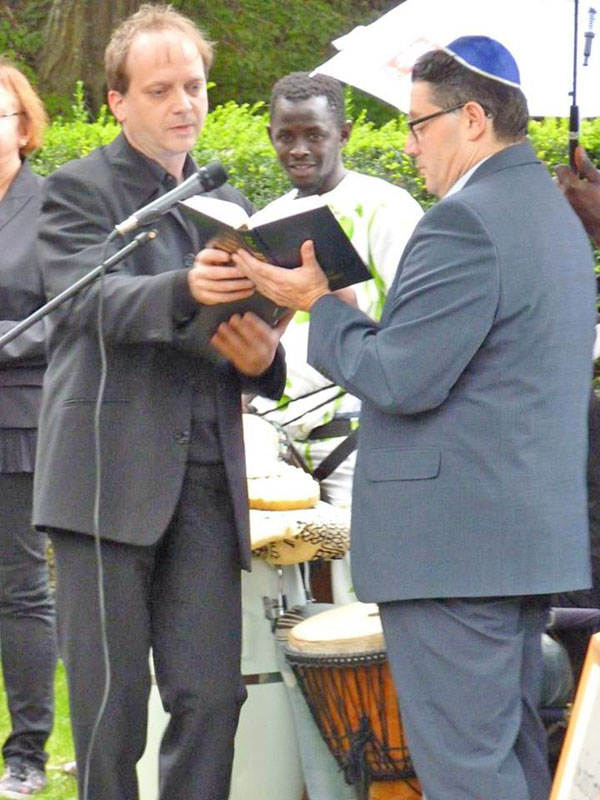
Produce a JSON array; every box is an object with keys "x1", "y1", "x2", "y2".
[{"x1": 234, "y1": 36, "x2": 597, "y2": 799}]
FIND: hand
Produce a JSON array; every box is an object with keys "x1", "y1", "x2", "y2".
[
  {"x1": 187, "y1": 247, "x2": 255, "y2": 305},
  {"x1": 555, "y1": 146, "x2": 600, "y2": 245},
  {"x1": 210, "y1": 311, "x2": 289, "y2": 376},
  {"x1": 232, "y1": 240, "x2": 331, "y2": 312}
]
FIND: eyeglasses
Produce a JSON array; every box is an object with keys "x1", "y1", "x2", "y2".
[
  {"x1": 407, "y1": 103, "x2": 466, "y2": 142},
  {"x1": 0, "y1": 112, "x2": 23, "y2": 122}
]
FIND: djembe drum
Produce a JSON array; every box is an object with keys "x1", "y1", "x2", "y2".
[{"x1": 285, "y1": 602, "x2": 421, "y2": 800}]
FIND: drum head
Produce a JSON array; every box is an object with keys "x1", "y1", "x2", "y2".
[{"x1": 287, "y1": 601, "x2": 384, "y2": 657}]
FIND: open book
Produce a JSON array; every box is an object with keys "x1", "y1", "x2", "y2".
[{"x1": 178, "y1": 193, "x2": 371, "y2": 340}]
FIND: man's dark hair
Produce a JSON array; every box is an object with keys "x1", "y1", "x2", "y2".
[
  {"x1": 412, "y1": 50, "x2": 529, "y2": 142},
  {"x1": 270, "y1": 72, "x2": 346, "y2": 128}
]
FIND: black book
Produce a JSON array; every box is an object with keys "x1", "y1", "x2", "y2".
[{"x1": 178, "y1": 194, "x2": 371, "y2": 340}]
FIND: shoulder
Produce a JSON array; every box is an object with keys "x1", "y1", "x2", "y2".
[
  {"x1": 422, "y1": 192, "x2": 484, "y2": 229},
  {"x1": 343, "y1": 170, "x2": 412, "y2": 199},
  {"x1": 14, "y1": 160, "x2": 43, "y2": 194},
  {"x1": 44, "y1": 145, "x2": 109, "y2": 195},
  {"x1": 407, "y1": 195, "x2": 494, "y2": 260},
  {"x1": 40, "y1": 145, "x2": 121, "y2": 226},
  {"x1": 336, "y1": 171, "x2": 422, "y2": 216}
]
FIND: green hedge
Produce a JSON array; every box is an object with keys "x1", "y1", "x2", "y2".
[{"x1": 29, "y1": 88, "x2": 600, "y2": 214}]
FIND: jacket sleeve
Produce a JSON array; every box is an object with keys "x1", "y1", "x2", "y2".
[
  {"x1": 0, "y1": 320, "x2": 45, "y2": 367},
  {"x1": 237, "y1": 343, "x2": 286, "y2": 400},
  {"x1": 307, "y1": 198, "x2": 499, "y2": 415}
]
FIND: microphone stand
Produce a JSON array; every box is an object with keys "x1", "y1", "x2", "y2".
[{"x1": 0, "y1": 229, "x2": 158, "y2": 350}]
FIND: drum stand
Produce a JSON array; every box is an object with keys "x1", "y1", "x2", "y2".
[{"x1": 262, "y1": 563, "x2": 315, "y2": 631}]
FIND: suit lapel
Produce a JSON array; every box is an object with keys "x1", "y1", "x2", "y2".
[
  {"x1": 0, "y1": 161, "x2": 39, "y2": 234},
  {"x1": 105, "y1": 133, "x2": 200, "y2": 248}
]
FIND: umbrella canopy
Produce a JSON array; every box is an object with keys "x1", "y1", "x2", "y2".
[{"x1": 313, "y1": 0, "x2": 600, "y2": 118}]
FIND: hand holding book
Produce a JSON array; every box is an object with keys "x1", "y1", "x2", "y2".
[
  {"x1": 179, "y1": 194, "x2": 371, "y2": 340},
  {"x1": 232, "y1": 240, "x2": 331, "y2": 312},
  {"x1": 187, "y1": 247, "x2": 255, "y2": 306}
]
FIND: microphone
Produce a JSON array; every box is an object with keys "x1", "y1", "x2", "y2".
[{"x1": 115, "y1": 161, "x2": 228, "y2": 235}]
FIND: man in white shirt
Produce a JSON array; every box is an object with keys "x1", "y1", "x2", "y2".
[{"x1": 252, "y1": 70, "x2": 422, "y2": 559}]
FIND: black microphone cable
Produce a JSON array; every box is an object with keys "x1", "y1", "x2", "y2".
[
  {"x1": 80, "y1": 225, "x2": 158, "y2": 800},
  {"x1": 78, "y1": 163, "x2": 227, "y2": 797},
  {"x1": 82, "y1": 228, "x2": 117, "y2": 800}
]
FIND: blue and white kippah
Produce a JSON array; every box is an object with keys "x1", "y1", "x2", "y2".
[{"x1": 443, "y1": 35, "x2": 521, "y2": 88}]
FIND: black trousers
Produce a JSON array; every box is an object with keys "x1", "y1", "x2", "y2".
[
  {"x1": 50, "y1": 463, "x2": 245, "y2": 800},
  {"x1": 0, "y1": 472, "x2": 57, "y2": 771}
]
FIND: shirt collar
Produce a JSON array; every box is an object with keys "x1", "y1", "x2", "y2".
[
  {"x1": 444, "y1": 154, "x2": 493, "y2": 198},
  {"x1": 120, "y1": 133, "x2": 197, "y2": 187}
]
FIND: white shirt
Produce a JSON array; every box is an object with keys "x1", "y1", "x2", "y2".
[{"x1": 251, "y1": 170, "x2": 423, "y2": 449}]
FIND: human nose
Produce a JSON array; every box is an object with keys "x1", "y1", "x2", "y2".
[
  {"x1": 404, "y1": 130, "x2": 418, "y2": 156},
  {"x1": 173, "y1": 87, "x2": 193, "y2": 112},
  {"x1": 290, "y1": 138, "x2": 310, "y2": 157}
]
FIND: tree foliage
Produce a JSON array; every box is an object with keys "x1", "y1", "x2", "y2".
[
  {"x1": 5, "y1": 0, "x2": 401, "y2": 119},
  {"x1": 37, "y1": 0, "x2": 140, "y2": 114}
]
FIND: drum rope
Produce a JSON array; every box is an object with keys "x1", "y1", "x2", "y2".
[{"x1": 287, "y1": 656, "x2": 418, "y2": 791}]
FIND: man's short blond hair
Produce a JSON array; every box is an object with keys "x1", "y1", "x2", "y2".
[
  {"x1": 105, "y1": 3, "x2": 214, "y2": 95},
  {"x1": 0, "y1": 58, "x2": 47, "y2": 156}
]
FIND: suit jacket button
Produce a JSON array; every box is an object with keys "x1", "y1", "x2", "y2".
[{"x1": 175, "y1": 431, "x2": 190, "y2": 445}]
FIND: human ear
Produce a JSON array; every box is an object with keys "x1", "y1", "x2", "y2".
[
  {"x1": 464, "y1": 101, "x2": 487, "y2": 140},
  {"x1": 340, "y1": 120, "x2": 353, "y2": 146},
  {"x1": 108, "y1": 90, "x2": 126, "y2": 123}
]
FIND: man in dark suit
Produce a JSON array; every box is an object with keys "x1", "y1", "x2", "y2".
[
  {"x1": 33, "y1": 5, "x2": 285, "y2": 799},
  {"x1": 234, "y1": 37, "x2": 596, "y2": 800}
]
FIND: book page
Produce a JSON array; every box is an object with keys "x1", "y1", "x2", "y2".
[
  {"x1": 249, "y1": 193, "x2": 328, "y2": 228},
  {"x1": 181, "y1": 195, "x2": 251, "y2": 229}
]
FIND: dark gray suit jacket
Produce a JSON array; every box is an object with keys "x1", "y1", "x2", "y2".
[
  {"x1": 0, "y1": 161, "x2": 45, "y2": 471},
  {"x1": 33, "y1": 134, "x2": 284, "y2": 568},
  {"x1": 308, "y1": 141, "x2": 596, "y2": 601}
]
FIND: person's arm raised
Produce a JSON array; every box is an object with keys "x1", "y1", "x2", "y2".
[{"x1": 556, "y1": 146, "x2": 600, "y2": 245}]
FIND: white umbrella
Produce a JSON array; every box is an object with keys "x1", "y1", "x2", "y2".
[{"x1": 312, "y1": 0, "x2": 600, "y2": 118}]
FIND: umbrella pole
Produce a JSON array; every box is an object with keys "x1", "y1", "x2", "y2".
[{"x1": 569, "y1": 0, "x2": 580, "y2": 172}]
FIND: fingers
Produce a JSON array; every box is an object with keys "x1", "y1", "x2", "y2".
[
  {"x1": 576, "y1": 147, "x2": 600, "y2": 183},
  {"x1": 210, "y1": 312, "x2": 280, "y2": 376},
  {"x1": 194, "y1": 247, "x2": 233, "y2": 267},
  {"x1": 299, "y1": 239, "x2": 316, "y2": 265},
  {"x1": 555, "y1": 164, "x2": 575, "y2": 189},
  {"x1": 232, "y1": 248, "x2": 276, "y2": 281},
  {"x1": 556, "y1": 149, "x2": 600, "y2": 188},
  {"x1": 188, "y1": 250, "x2": 255, "y2": 305},
  {"x1": 233, "y1": 240, "x2": 330, "y2": 311},
  {"x1": 232, "y1": 250, "x2": 292, "y2": 307}
]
